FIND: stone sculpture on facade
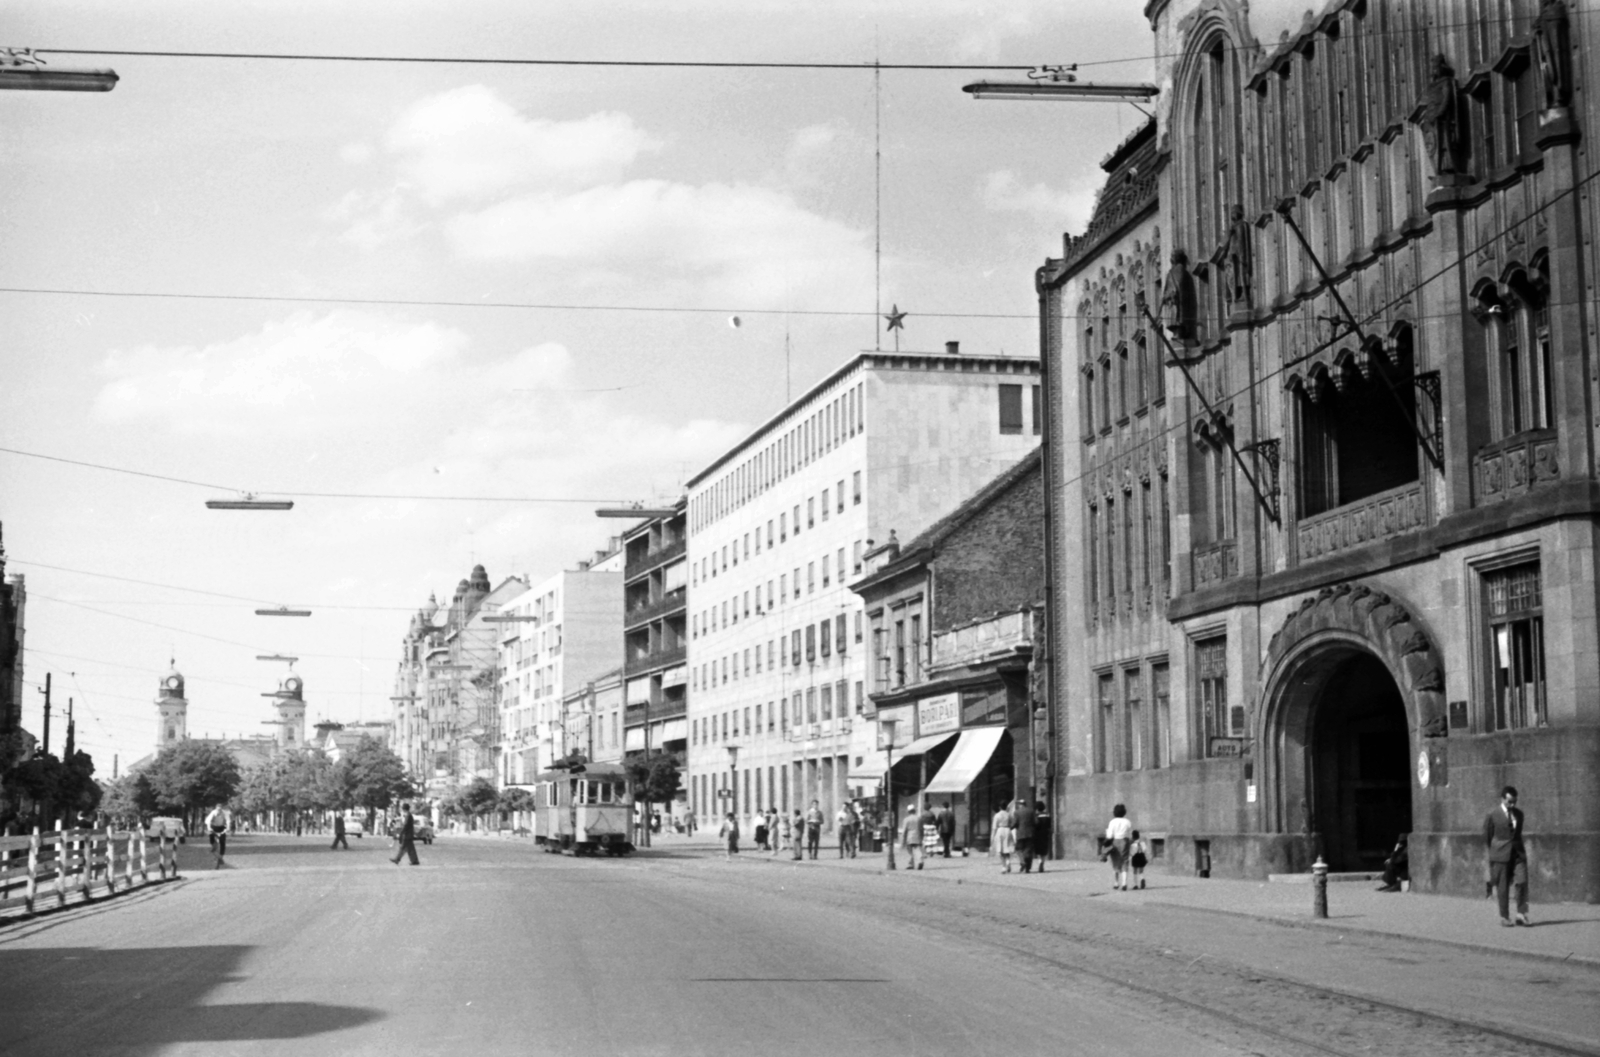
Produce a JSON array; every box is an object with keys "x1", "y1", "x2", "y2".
[
  {"x1": 1160, "y1": 248, "x2": 1198, "y2": 343},
  {"x1": 1535, "y1": 0, "x2": 1572, "y2": 113},
  {"x1": 1221, "y1": 204, "x2": 1253, "y2": 310},
  {"x1": 1415, "y1": 55, "x2": 1464, "y2": 180}
]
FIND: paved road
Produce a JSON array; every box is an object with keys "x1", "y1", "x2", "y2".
[{"x1": 2, "y1": 834, "x2": 1596, "y2": 1057}]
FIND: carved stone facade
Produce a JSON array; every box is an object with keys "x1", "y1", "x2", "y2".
[{"x1": 1046, "y1": 0, "x2": 1600, "y2": 902}]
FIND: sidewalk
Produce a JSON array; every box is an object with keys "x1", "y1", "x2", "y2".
[{"x1": 651, "y1": 831, "x2": 1600, "y2": 966}]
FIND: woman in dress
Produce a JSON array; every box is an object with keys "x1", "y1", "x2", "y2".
[
  {"x1": 993, "y1": 801, "x2": 1016, "y2": 874},
  {"x1": 1104, "y1": 803, "x2": 1133, "y2": 890}
]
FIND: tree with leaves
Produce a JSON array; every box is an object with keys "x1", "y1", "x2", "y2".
[
  {"x1": 626, "y1": 752, "x2": 682, "y2": 847},
  {"x1": 99, "y1": 772, "x2": 156, "y2": 827},
  {"x1": 145, "y1": 740, "x2": 240, "y2": 826},
  {"x1": 340, "y1": 735, "x2": 412, "y2": 828}
]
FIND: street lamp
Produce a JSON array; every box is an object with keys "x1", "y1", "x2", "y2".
[
  {"x1": 255, "y1": 606, "x2": 312, "y2": 617},
  {"x1": 0, "y1": 49, "x2": 118, "y2": 92},
  {"x1": 206, "y1": 495, "x2": 294, "y2": 510},
  {"x1": 879, "y1": 716, "x2": 898, "y2": 871},
  {"x1": 726, "y1": 744, "x2": 739, "y2": 822}
]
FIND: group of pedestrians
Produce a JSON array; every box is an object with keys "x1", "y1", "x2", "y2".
[
  {"x1": 990, "y1": 799, "x2": 1042, "y2": 874},
  {"x1": 1100, "y1": 803, "x2": 1147, "y2": 890},
  {"x1": 720, "y1": 800, "x2": 835, "y2": 861}
]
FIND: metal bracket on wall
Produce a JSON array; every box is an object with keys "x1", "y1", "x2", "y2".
[
  {"x1": 1413, "y1": 371, "x2": 1442, "y2": 462},
  {"x1": 1141, "y1": 303, "x2": 1281, "y2": 525},
  {"x1": 1240, "y1": 438, "x2": 1281, "y2": 523}
]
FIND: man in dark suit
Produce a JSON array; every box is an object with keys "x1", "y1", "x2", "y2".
[
  {"x1": 1484, "y1": 785, "x2": 1528, "y2": 926},
  {"x1": 1012, "y1": 798, "x2": 1038, "y2": 873},
  {"x1": 390, "y1": 803, "x2": 420, "y2": 866},
  {"x1": 936, "y1": 802, "x2": 956, "y2": 858},
  {"x1": 331, "y1": 813, "x2": 349, "y2": 851}
]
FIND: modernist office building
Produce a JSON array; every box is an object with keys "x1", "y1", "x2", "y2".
[
  {"x1": 684, "y1": 347, "x2": 1042, "y2": 828},
  {"x1": 1044, "y1": 0, "x2": 1598, "y2": 900}
]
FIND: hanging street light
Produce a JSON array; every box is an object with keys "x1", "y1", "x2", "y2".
[
  {"x1": 963, "y1": 66, "x2": 1157, "y2": 105},
  {"x1": 206, "y1": 495, "x2": 295, "y2": 511},
  {"x1": 255, "y1": 654, "x2": 300, "y2": 663},
  {"x1": 255, "y1": 606, "x2": 312, "y2": 617},
  {"x1": 0, "y1": 48, "x2": 118, "y2": 92}
]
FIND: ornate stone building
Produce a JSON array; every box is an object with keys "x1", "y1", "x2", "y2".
[{"x1": 1044, "y1": 0, "x2": 1597, "y2": 900}]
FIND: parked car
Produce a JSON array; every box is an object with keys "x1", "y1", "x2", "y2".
[
  {"x1": 344, "y1": 815, "x2": 365, "y2": 838},
  {"x1": 147, "y1": 817, "x2": 185, "y2": 843},
  {"x1": 413, "y1": 819, "x2": 434, "y2": 845}
]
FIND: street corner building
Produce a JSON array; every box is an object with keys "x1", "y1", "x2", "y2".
[
  {"x1": 1042, "y1": 0, "x2": 1598, "y2": 902},
  {"x1": 683, "y1": 347, "x2": 1041, "y2": 828}
]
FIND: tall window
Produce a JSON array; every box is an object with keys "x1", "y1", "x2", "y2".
[
  {"x1": 1083, "y1": 363, "x2": 1097, "y2": 437},
  {"x1": 1152, "y1": 662, "x2": 1171, "y2": 767},
  {"x1": 1121, "y1": 488, "x2": 1135, "y2": 597},
  {"x1": 1297, "y1": 328, "x2": 1419, "y2": 518},
  {"x1": 1125, "y1": 667, "x2": 1144, "y2": 770},
  {"x1": 908, "y1": 613, "x2": 923, "y2": 683},
  {"x1": 1160, "y1": 473, "x2": 1171, "y2": 585},
  {"x1": 1196, "y1": 636, "x2": 1235, "y2": 755},
  {"x1": 1484, "y1": 562, "x2": 1546, "y2": 730},
  {"x1": 1097, "y1": 672, "x2": 1116, "y2": 772},
  {"x1": 1482, "y1": 281, "x2": 1553, "y2": 441},
  {"x1": 1087, "y1": 503, "x2": 1101, "y2": 615},
  {"x1": 1140, "y1": 478, "x2": 1153, "y2": 591},
  {"x1": 1105, "y1": 496, "x2": 1118, "y2": 606},
  {"x1": 999, "y1": 383, "x2": 1024, "y2": 434}
]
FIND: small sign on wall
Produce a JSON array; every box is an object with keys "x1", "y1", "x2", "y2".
[{"x1": 1449, "y1": 700, "x2": 1469, "y2": 729}]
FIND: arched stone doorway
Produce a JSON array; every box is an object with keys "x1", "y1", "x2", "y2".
[{"x1": 1261, "y1": 582, "x2": 1445, "y2": 872}]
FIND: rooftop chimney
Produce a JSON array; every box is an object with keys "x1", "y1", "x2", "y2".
[{"x1": 945, "y1": 341, "x2": 960, "y2": 355}]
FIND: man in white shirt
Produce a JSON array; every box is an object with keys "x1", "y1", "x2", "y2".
[{"x1": 205, "y1": 804, "x2": 232, "y2": 868}]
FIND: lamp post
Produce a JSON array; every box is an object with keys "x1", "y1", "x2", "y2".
[
  {"x1": 879, "y1": 717, "x2": 897, "y2": 871},
  {"x1": 726, "y1": 744, "x2": 739, "y2": 824}
]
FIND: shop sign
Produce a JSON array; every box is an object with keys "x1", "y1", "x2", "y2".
[
  {"x1": 917, "y1": 693, "x2": 960, "y2": 736},
  {"x1": 1208, "y1": 736, "x2": 1249, "y2": 758},
  {"x1": 962, "y1": 686, "x2": 1007, "y2": 726}
]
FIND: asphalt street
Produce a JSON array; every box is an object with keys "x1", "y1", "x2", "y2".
[{"x1": 2, "y1": 834, "x2": 1596, "y2": 1057}]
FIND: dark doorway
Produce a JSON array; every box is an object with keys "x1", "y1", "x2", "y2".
[{"x1": 1309, "y1": 652, "x2": 1412, "y2": 871}]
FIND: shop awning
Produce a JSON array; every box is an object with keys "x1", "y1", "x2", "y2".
[
  {"x1": 895, "y1": 730, "x2": 959, "y2": 758},
  {"x1": 924, "y1": 726, "x2": 1006, "y2": 794}
]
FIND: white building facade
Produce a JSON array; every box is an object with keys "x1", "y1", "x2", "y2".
[
  {"x1": 498, "y1": 545, "x2": 624, "y2": 785},
  {"x1": 685, "y1": 349, "x2": 1042, "y2": 829}
]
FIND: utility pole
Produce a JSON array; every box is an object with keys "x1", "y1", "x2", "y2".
[
  {"x1": 38, "y1": 672, "x2": 50, "y2": 755},
  {"x1": 64, "y1": 697, "x2": 75, "y2": 759}
]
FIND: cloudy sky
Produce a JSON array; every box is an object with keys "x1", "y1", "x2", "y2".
[{"x1": 2, "y1": 0, "x2": 1311, "y2": 774}]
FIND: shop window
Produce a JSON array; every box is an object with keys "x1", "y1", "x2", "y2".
[{"x1": 1483, "y1": 561, "x2": 1547, "y2": 730}]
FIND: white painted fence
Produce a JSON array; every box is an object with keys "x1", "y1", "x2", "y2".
[{"x1": 0, "y1": 825, "x2": 181, "y2": 917}]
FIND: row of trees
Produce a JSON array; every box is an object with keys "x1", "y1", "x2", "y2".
[
  {"x1": 97, "y1": 734, "x2": 415, "y2": 829},
  {"x1": 0, "y1": 745, "x2": 102, "y2": 831}
]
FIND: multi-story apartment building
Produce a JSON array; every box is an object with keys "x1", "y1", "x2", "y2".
[
  {"x1": 560, "y1": 668, "x2": 625, "y2": 766},
  {"x1": 392, "y1": 565, "x2": 522, "y2": 800},
  {"x1": 684, "y1": 347, "x2": 1042, "y2": 831},
  {"x1": 621, "y1": 502, "x2": 689, "y2": 771},
  {"x1": 497, "y1": 543, "x2": 623, "y2": 784},
  {"x1": 1043, "y1": 0, "x2": 1599, "y2": 901}
]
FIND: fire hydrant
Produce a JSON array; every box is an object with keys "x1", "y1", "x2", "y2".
[{"x1": 1312, "y1": 855, "x2": 1329, "y2": 918}]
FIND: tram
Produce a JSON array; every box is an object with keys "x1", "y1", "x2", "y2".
[{"x1": 532, "y1": 762, "x2": 634, "y2": 856}]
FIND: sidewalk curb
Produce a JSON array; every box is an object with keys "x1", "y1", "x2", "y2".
[{"x1": 693, "y1": 846, "x2": 1600, "y2": 969}]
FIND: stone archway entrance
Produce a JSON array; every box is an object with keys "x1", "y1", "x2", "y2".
[
  {"x1": 1260, "y1": 582, "x2": 1446, "y2": 873},
  {"x1": 1305, "y1": 651, "x2": 1412, "y2": 870}
]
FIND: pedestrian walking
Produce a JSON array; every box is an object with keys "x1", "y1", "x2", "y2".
[
  {"x1": 992, "y1": 803, "x2": 1015, "y2": 873},
  {"x1": 901, "y1": 801, "x2": 925, "y2": 870},
  {"x1": 790, "y1": 809, "x2": 806, "y2": 861},
  {"x1": 1104, "y1": 803, "x2": 1133, "y2": 890},
  {"x1": 936, "y1": 801, "x2": 955, "y2": 857},
  {"x1": 390, "y1": 803, "x2": 420, "y2": 866},
  {"x1": 684, "y1": 808, "x2": 697, "y2": 836},
  {"x1": 1129, "y1": 830, "x2": 1148, "y2": 889},
  {"x1": 1485, "y1": 785, "x2": 1530, "y2": 926},
  {"x1": 1012, "y1": 798, "x2": 1038, "y2": 873},
  {"x1": 205, "y1": 804, "x2": 232, "y2": 868},
  {"x1": 753, "y1": 810, "x2": 769, "y2": 851},
  {"x1": 835, "y1": 803, "x2": 858, "y2": 858},
  {"x1": 331, "y1": 813, "x2": 349, "y2": 851},
  {"x1": 1377, "y1": 834, "x2": 1408, "y2": 892},
  {"x1": 804, "y1": 799, "x2": 824, "y2": 859},
  {"x1": 719, "y1": 812, "x2": 740, "y2": 860},
  {"x1": 1034, "y1": 800, "x2": 1050, "y2": 872}
]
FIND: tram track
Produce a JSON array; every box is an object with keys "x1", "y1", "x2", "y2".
[{"x1": 659, "y1": 859, "x2": 1600, "y2": 1057}]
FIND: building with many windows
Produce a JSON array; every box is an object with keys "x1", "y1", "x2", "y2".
[
  {"x1": 497, "y1": 544, "x2": 623, "y2": 785},
  {"x1": 621, "y1": 502, "x2": 690, "y2": 775},
  {"x1": 684, "y1": 347, "x2": 1042, "y2": 832},
  {"x1": 1043, "y1": 0, "x2": 1598, "y2": 900}
]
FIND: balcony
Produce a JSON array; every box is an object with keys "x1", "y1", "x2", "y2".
[
  {"x1": 625, "y1": 643, "x2": 687, "y2": 677},
  {"x1": 1190, "y1": 540, "x2": 1239, "y2": 588},
  {"x1": 1475, "y1": 429, "x2": 1559, "y2": 506},
  {"x1": 1295, "y1": 481, "x2": 1426, "y2": 563},
  {"x1": 624, "y1": 537, "x2": 686, "y2": 580},
  {"x1": 624, "y1": 588, "x2": 687, "y2": 630},
  {"x1": 929, "y1": 609, "x2": 1034, "y2": 673}
]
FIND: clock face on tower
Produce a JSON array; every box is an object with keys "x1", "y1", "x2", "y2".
[
  {"x1": 165, "y1": 676, "x2": 181, "y2": 690},
  {"x1": 285, "y1": 677, "x2": 302, "y2": 693}
]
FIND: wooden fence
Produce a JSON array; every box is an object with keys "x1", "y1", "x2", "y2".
[{"x1": 0, "y1": 825, "x2": 181, "y2": 917}]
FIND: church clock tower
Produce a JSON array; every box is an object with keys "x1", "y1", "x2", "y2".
[{"x1": 156, "y1": 661, "x2": 187, "y2": 751}]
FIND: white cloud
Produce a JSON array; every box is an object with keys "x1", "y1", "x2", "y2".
[
  {"x1": 444, "y1": 179, "x2": 873, "y2": 308},
  {"x1": 982, "y1": 169, "x2": 1101, "y2": 231},
  {"x1": 386, "y1": 86, "x2": 659, "y2": 205},
  {"x1": 91, "y1": 311, "x2": 470, "y2": 436}
]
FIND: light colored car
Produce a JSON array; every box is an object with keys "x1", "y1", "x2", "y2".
[
  {"x1": 413, "y1": 819, "x2": 435, "y2": 845},
  {"x1": 344, "y1": 815, "x2": 365, "y2": 838},
  {"x1": 147, "y1": 817, "x2": 185, "y2": 843}
]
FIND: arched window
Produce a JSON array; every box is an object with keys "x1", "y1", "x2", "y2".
[{"x1": 1479, "y1": 265, "x2": 1553, "y2": 440}]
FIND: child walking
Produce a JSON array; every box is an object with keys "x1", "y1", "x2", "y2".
[{"x1": 1129, "y1": 830, "x2": 1149, "y2": 890}]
